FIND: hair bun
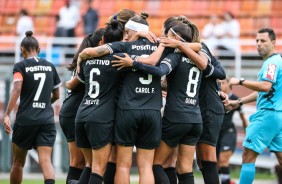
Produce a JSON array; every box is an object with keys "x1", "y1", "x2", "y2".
[
  {"x1": 110, "y1": 19, "x2": 119, "y2": 29},
  {"x1": 140, "y1": 12, "x2": 149, "y2": 20},
  {"x1": 25, "y1": 31, "x2": 33, "y2": 37}
]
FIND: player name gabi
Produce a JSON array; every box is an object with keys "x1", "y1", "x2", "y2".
[
  {"x1": 185, "y1": 97, "x2": 196, "y2": 105},
  {"x1": 25, "y1": 66, "x2": 52, "y2": 72},
  {"x1": 32, "y1": 102, "x2": 46, "y2": 108},
  {"x1": 182, "y1": 57, "x2": 195, "y2": 65},
  {"x1": 135, "y1": 87, "x2": 155, "y2": 93},
  {"x1": 86, "y1": 59, "x2": 110, "y2": 65},
  {"x1": 132, "y1": 45, "x2": 157, "y2": 51}
]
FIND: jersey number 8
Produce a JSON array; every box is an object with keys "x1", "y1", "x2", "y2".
[{"x1": 186, "y1": 67, "x2": 200, "y2": 97}]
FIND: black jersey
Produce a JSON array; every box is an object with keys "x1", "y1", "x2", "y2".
[
  {"x1": 163, "y1": 53, "x2": 203, "y2": 124},
  {"x1": 59, "y1": 70, "x2": 85, "y2": 118},
  {"x1": 221, "y1": 93, "x2": 242, "y2": 130},
  {"x1": 13, "y1": 57, "x2": 61, "y2": 126},
  {"x1": 75, "y1": 54, "x2": 122, "y2": 123},
  {"x1": 199, "y1": 43, "x2": 225, "y2": 115},
  {"x1": 106, "y1": 39, "x2": 172, "y2": 110}
]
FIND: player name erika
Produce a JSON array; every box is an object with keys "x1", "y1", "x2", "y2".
[
  {"x1": 132, "y1": 45, "x2": 157, "y2": 51},
  {"x1": 135, "y1": 87, "x2": 155, "y2": 93},
  {"x1": 86, "y1": 59, "x2": 110, "y2": 65},
  {"x1": 84, "y1": 99, "x2": 99, "y2": 105},
  {"x1": 25, "y1": 66, "x2": 52, "y2": 72},
  {"x1": 32, "y1": 102, "x2": 46, "y2": 108},
  {"x1": 185, "y1": 98, "x2": 196, "y2": 105}
]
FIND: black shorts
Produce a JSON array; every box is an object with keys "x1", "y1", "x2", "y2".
[
  {"x1": 76, "y1": 122, "x2": 114, "y2": 149},
  {"x1": 59, "y1": 116, "x2": 75, "y2": 142},
  {"x1": 115, "y1": 108, "x2": 161, "y2": 149},
  {"x1": 217, "y1": 125, "x2": 237, "y2": 153},
  {"x1": 198, "y1": 110, "x2": 224, "y2": 146},
  {"x1": 12, "y1": 123, "x2": 56, "y2": 150},
  {"x1": 162, "y1": 117, "x2": 202, "y2": 147}
]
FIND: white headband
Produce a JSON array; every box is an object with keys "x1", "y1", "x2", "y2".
[{"x1": 125, "y1": 20, "x2": 149, "y2": 32}]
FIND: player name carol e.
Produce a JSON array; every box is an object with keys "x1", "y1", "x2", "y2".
[{"x1": 135, "y1": 87, "x2": 155, "y2": 94}]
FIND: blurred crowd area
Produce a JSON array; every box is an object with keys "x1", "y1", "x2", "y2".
[{"x1": 0, "y1": 0, "x2": 282, "y2": 52}]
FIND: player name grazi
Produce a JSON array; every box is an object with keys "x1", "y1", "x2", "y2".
[
  {"x1": 132, "y1": 45, "x2": 157, "y2": 51},
  {"x1": 182, "y1": 57, "x2": 195, "y2": 65},
  {"x1": 185, "y1": 97, "x2": 196, "y2": 105},
  {"x1": 25, "y1": 66, "x2": 52, "y2": 72},
  {"x1": 86, "y1": 59, "x2": 110, "y2": 65},
  {"x1": 32, "y1": 102, "x2": 46, "y2": 108},
  {"x1": 84, "y1": 99, "x2": 100, "y2": 105},
  {"x1": 135, "y1": 87, "x2": 155, "y2": 94}
]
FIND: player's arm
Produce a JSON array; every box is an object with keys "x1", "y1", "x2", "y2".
[
  {"x1": 229, "y1": 78, "x2": 272, "y2": 92},
  {"x1": 160, "y1": 37, "x2": 206, "y2": 70},
  {"x1": 203, "y1": 56, "x2": 226, "y2": 79},
  {"x1": 65, "y1": 76, "x2": 81, "y2": 90},
  {"x1": 225, "y1": 92, "x2": 257, "y2": 111},
  {"x1": 51, "y1": 87, "x2": 60, "y2": 104},
  {"x1": 129, "y1": 31, "x2": 158, "y2": 43},
  {"x1": 3, "y1": 79, "x2": 23, "y2": 134},
  {"x1": 77, "y1": 45, "x2": 110, "y2": 72}
]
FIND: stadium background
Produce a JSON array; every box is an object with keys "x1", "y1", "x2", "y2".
[{"x1": 0, "y1": 0, "x2": 281, "y2": 180}]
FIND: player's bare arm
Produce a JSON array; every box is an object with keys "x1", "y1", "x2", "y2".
[
  {"x1": 77, "y1": 45, "x2": 110, "y2": 72},
  {"x1": 129, "y1": 31, "x2": 158, "y2": 43},
  {"x1": 65, "y1": 76, "x2": 81, "y2": 90},
  {"x1": 51, "y1": 87, "x2": 60, "y2": 104},
  {"x1": 3, "y1": 81, "x2": 23, "y2": 134}
]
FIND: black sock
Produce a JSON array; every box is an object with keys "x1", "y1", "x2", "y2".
[
  {"x1": 201, "y1": 161, "x2": 220, "y2": 184},
  {"x1": 66, "y1": 166, "x2": 83, "y2": 183},
  {"x1": 88, "y1": 173, "x2": 103, "y2": 184},
  {"x1": 219, "y1": 167, "x2": 230, "y2": 184},
  {"x1": 177, "y1": 172, "x2": 194, "y2": 184},
  {"x1": 78, "y1": 167, "x2": 91, "y2": 184},
  {"x1": 153, "y1": 164, "x2": 170, "y2": 184},
  {"x1": 164, "y1": 167, "x2": 177, "y2": 184},
  {"x1": 103, "y1": 162, "x2": 116, "y2": 184},
  {"x1": 45, "y1": 179, "x2": 55, "y2": 184}
]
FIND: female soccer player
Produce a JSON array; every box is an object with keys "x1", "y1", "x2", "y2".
[
  {"x1": 68, "y1": 19, "x2": 124, "y2": 184},
  {"x1": 60, "y1": 28, "x2": 105, "y2": 183},
  {"x1": 113, "y1": 22, "x2": 206, "y2": 184},
  {"x1": 3, "y1": 31, "x2": 61, "y2": 184},
  {"x1": 217, "y1": 78, "x2": 248, "y2": 184}
]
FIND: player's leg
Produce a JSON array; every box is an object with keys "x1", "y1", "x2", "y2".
[
  {"x1": 162, "y1": 148, "x2": 178, "y2": 184},
  {"x1": 177, "y1": 144, "x2": 196, "y2": 184},
  {"x1": 67, "y1": 142, "x2": 84, "y2": 181},
  {"x1": 197, "y1": 111, "x2": 224, "y2": 184},
  {"x1": 37, "y1": 146, "x2": 55, "y2": 183},
  {"x1": 115, "y1": 145, "x2": 133, "y2": 184},
  {"x1": 103, "y1": 145, "x2": 116, "y2": 184},
  {"x1": 78, "y1": 148, "x2": 92, "y2": 184},
  {"x1": 153, "y1": 140, "x2": 173, "y2": 184},
  {"x1": 59, "y1": 116, "x2": 84, "y2": 182},
  {"x1": 218, "y1": 126, "x2": 237, "y2": 184},
  {"x1": 10, "y1": 143, "x2": 28, "y2": 184},
  {"x1": 35, "y1": 123, "x2": 57, "y2": 184},
  {"x1": 238, "y1": 148, "x2": 258, "y2": 184},
  {"x1": 137, "y1": 148, "x2": 155, "y2": 184},
  {"x1": 89, "y1": 143, "x2": 112, "y2": 184},
  {"x1": 218, "y1": 151, "x2": 233, "y2": 184}
]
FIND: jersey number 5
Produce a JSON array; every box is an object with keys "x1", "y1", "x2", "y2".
[
  {"x1": 34, "y1": 73, "x2": 46, "y2": 101},
  {"x1": 89, "y1": 68, "x2": 100, "y2": 98},
  {"x1": 186, "y1": 67, "x2": 200, "y2": 97}
]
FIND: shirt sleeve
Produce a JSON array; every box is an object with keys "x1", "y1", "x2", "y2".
[
  {"x1": 106, "y1": 41, "x2": 128, "y2": 54},
  {"x1": 261, "y1": 61, "x2": 279, "y2": 83},
  {"x1": 13, "y1": 62, "x2": 25, "y2": 82}
]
